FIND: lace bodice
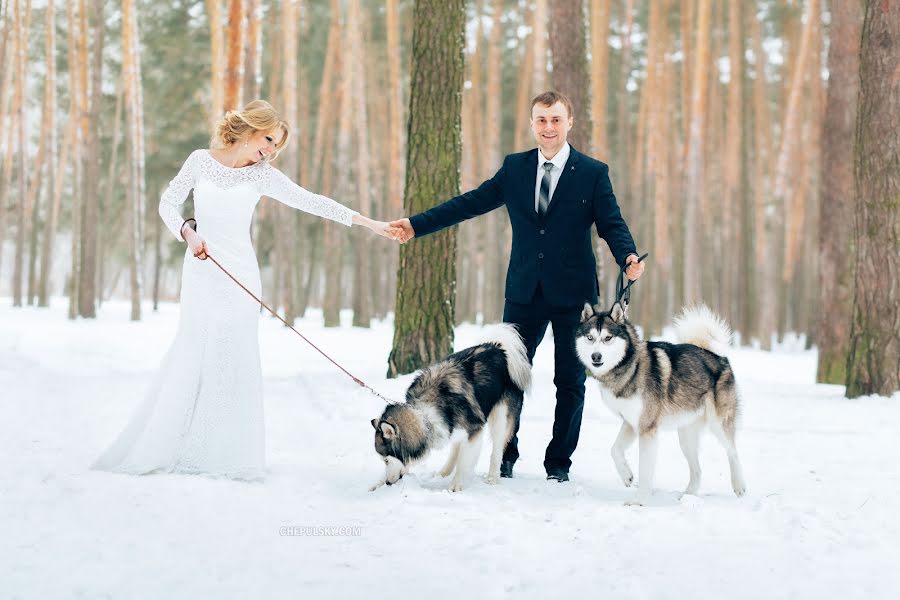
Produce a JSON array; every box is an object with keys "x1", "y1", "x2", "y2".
[{"x1": 158, "y1": 149, "x2": 357, "y2": 241}]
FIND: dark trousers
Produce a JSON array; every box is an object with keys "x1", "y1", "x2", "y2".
[{"x1": 502, "y1": 285, "x2": 587, "y2": 473}]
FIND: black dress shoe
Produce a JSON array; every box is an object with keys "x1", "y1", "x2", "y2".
[
  {"x1": 500, "y1": 461, "x2": 514, "y2": 478},
  {"x1": 546, "y1": 468, "x2": 569, "y2": 482}
]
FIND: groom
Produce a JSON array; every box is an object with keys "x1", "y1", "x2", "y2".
[{"x1": 390, "y1": 91, "x2": 644, "y2": 482}]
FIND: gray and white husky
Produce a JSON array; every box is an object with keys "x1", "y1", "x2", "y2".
[
  {"x1": 576, "y1": 302, "x2": 747, "y2": 505},
  {"x1": 370, "y1": 324, "x2": 531, "y2": 492}
]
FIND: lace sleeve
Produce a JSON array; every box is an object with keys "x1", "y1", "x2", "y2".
[
  {"x1": 158, "y1": 150, "x2": 200, "y2": 241},
  {"x1": 260, "y1": 164, "x2": 358, "y2": 226}
]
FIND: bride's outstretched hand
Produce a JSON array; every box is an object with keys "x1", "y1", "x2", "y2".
[{"x1": 353, "y1": 215, "x2": 405, "y2": 241}]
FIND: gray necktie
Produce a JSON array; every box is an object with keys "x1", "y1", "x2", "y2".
[{"x1": 538, "y1": 161, "x2": 553, "y2": 217}]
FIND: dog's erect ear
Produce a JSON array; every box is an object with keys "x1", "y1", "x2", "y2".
[
  {"x1": 581, "y1": 302, "x2": 594, "y2": 322},
  {"x1": 371, "y1": 418, "x2": 379, "y2": 431},
  {"x1": 380, "y1": 422, "x2": 397, "y2": 440},
  {"x1": 610, "y1": 301, "x2": 628, "y2": 324}
]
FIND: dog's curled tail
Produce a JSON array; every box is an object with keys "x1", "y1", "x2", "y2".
[
  {"x1": 482, "y1": 323, "x2": 532, "y2": 394},
  {"x1": 673, "y1": 304, "x2": 732, "y2": 356}
]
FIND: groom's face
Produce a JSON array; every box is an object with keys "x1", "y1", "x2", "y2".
[{"x1": 531, "y1": 101, "x2": 573, "y2": 159}]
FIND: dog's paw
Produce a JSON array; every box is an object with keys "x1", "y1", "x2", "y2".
[
  {"x1": 733, "y1": 482, "x2": 747, "y2": 497},
  {"x1": 621, "y1": 473, "x2": 634, "y2": 488},
  {"x1": 449, "y1": 481, "x2": 466, "y2": 492},
  {"x1": 368, "y1": 480, "x2": 385, "y2": 492},
  {"x1": 625, "y1": 492, "x2": 649, "y2": 506},
  {"x1": 484, "y1": 474, "x2": 499, "y2": 485},
  {"x1": 437, "y1": 468, "x2": 454, "y2": 478}
]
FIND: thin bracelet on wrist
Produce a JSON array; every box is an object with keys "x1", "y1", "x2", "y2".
[{"x1": 181, "y1": 218, "x2": 197, "y2": 238}]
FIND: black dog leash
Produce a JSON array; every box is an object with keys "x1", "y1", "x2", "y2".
[{"x1": 616, "y1": 252, "x2": 649, "y2": 306}]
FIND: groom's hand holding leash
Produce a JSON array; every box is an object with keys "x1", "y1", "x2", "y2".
[{"x1": 625, "y1": 254, "x2": 645, "y2": 281}]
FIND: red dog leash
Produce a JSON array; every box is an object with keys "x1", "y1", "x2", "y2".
[{"x1": 204, "y1": 252, "x2": 394, "y2": 404}]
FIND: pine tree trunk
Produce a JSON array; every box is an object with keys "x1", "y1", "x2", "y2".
[
  {"x1": 224, "y1": 0, "x2": 244, "y2": 110},
  {"x1": 589, "y1": 0, "x2": 611, "y2": 160},
  {"x1": 349, "y1": 0, "x2": 372, "y2": 327},
  {"x1": 11, "y1": 0, "x2": 30, "y2": 307},
  {"x1": 319, "y1": 0, "x2": 343, "y2": 327},
  {"x1": 817, "y1": 0, "x2": 862, "y2": 384},
  {"x1": 243, "y1": 0, "x2": 261, "y2": 100},
  {"x1": 549, "y1": 0, "x2": 591, "y2": 151},
  {"x1": 722, "y1": 1, "x2": 744, "y2": 324},
  {"x1": 78, "y1": 0, "x2": 103, "y2": 318},
  {"x1": 277, "y1": 0, "x2": 298, "y2": 324},
  {"x1": 682, "y1": 0, "x2": 711, "y2": 306},
  {"x1": 37, "y1": 0, "x2": 61, "y2": 307},
  {"x1": 123, "y1": 0, "x2": 145, "y2": 321},
  {"x1": 67, "y1": 0, "x2": 85, "y2": 320},
  {"x1": 845, "y1": 0, "x2": 899, "y2": 398},
  {"x1": 206, "y1": 0, "x2": 224, "y2": 121},
  {"x1": 514, "y1": 3, "x2": 535, "y2": 151},
  {"x1": 388, "y1": 0, "x2": 464, "y2": 377}
]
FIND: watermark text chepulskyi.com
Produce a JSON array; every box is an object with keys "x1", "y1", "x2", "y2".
[{"x1": 279, "y1": 525, "x2": 362, "y2": 537}]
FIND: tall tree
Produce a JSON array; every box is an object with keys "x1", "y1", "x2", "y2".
[
  {"x1": 10, "y1": 0, "x2": 30, "y2": 306},
  {"x1": 206, "y1": 0, "x2": 224, "y2": 121},
  {"x1": 817, "y1": 0, "x2": 862, "y2": 384},
  {"x1": 349, "y1": 0, "x2": 372, "y2": 327},
  {"x1": 388, "y1": 0, "x2": 465, "y2": 377},
  {"x1": 78, "y1": 0, "x2": 104, "y2": 317},
  {"x1": 682, "y1": 0, "x2": 711, "y2": 305},
  {"x1": 123, "y1": 0, "x2": 146, "y2": 320},
  {"x1": 845, "y1": 0, "x2": 899, "y2": 398},
  {"x1": 224, "y1": 0, "x2": 245, "y2": 110},
  {"x1": 722, "y1": 1, "x2": 745, "y2": 322},
  {"x1": 589, "y1": 0, "x2": 611, "y2": 160},
  {"x1": 548, "y1": 0, "x2": 591, "y2": 151}
]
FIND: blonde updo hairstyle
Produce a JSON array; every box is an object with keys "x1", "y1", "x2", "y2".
[{"x1": 211, "y1": 99, "x2": 290, "y2": 161}]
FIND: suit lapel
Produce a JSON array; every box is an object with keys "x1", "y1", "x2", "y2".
[
  {"x1": 544, "y1": 146, "x2": 581, "y2": 222},
  {"x1": 520, "y1": 149, "x2": 540, "y2": 226}
]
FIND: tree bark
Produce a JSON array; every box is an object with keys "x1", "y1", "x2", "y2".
[
  {"x1": 817, "y1": 0, "x2": 862, "y2": 384},
  {"x1": 224, "y1": 0, "x2": 244, "y2": 110},
  {"x1": 123, "y1": 0, "x2": 146, "y2": 321},
  {"x1": 845, "y1": 0, "x2": 899, "y2": 398},
  {"x1": 388, "y1": 0, "x2": 464, "y2": 377},
  {"x1": 548, "y1": 0, "x2": 591, "y2": 151},
  {"x1": 349, "y1": 0, "x2": 372, "y2": 327},
  {"x1": 206, "y1": 0, "x2": 225, "y2": 121},
  {"x1": 78, "y1": 0, "x2": 103, "y2": 317},
  {"x1": 682, "y1": 0, "x2": 711, "y2": 306},
  {"x1": 589, "y1": 0, "x2": 611, "y2": 160}
]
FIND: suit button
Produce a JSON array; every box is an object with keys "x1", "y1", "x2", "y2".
[
  {"x1": 540, "y1": 229, "x2": 545, "y2": 234},
  {"x1": 538, "y1": 253, "x2": 544, "y2": 259}
]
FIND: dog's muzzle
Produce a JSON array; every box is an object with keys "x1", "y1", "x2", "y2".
[{"x1": 591, "y1": 352, "x2": 603, "y2": 367}]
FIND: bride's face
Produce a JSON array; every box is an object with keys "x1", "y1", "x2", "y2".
[{"x1": 244, "y1": 129, "x2": 284, "y2": 163}]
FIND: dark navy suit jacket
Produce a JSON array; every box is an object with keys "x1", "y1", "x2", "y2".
[{"x1": 409, "y1": 146, "x2": 637, "y2": 307}]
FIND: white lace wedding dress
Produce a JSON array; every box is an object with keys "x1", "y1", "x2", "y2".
[{"x1": 93, "y1": 149, "x2": 358, "y2": 480}]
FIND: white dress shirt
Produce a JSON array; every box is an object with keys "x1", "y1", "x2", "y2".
[{"x1": 533, "y1": 142, "x2": 571, "y2": 213}]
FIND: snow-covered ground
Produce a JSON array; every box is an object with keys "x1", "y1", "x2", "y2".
[{"x1": 2, "y1": 299, "x2": 898, "y2": 599}]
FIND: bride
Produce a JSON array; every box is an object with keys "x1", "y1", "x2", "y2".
[{"x1": 94, "y1": 100, "x2": 395, "y2": 480}]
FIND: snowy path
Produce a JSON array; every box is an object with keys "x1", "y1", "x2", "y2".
[{"x1": 2, "y1": 300, "x2": 898, "y2": 599}]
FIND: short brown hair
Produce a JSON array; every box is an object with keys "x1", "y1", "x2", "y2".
[{"x1": 530, "y1": 91, "x2": 573, "y2": 118}]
